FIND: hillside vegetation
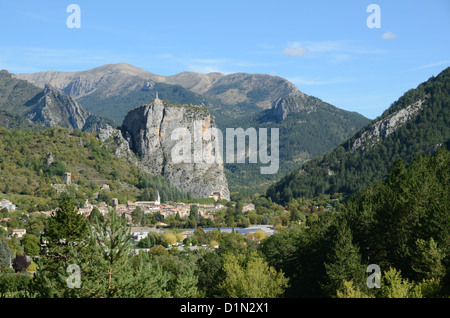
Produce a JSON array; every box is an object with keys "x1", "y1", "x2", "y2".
[
  {"x1": 262, "y1": 147, "x2": 449, "y2": 297},
  {"x1": 0, "y1": 127, "x2": 184, "y2": 211},
  {"x1": 267, "y1": 67, "x2": 450, "y2": 204}
]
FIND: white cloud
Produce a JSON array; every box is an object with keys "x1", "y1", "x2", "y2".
[
  {"x1": 408, "y1": 60, "x2": 450, "y2": 71},
  {"x1": 256, "y1": 43, "x2": 275, "y2": 50},
  {"x1": 287, "y1": 76, "x2": 353, "y2": 86},
  {"x1": 191, "y1": 58, "x2": 228, "y2": 65},
  {"x1": 381, "y1": 32, "x2": 398, "y2": 40},
  {"x1": 22, "y1": 12, "x2": 52, "y2": 23},
  {"x1": 186, "y1": 64, "x2": 228, "y2": 74},
  {"x1": 283, "y1": 46, "x2": 308, "y2": 57},
  {"x1": 282, "y1": 40, "x2": 386, "y2": 61},
  {"x1": 330, "y1": 54, "x2": 351, "y2": 63},
  {"x1": 301, "y1": 41, "x2": 347, "y2": 53},
  {"x1": 284, "y1": 40, "x2": 387, "y2": 56}
]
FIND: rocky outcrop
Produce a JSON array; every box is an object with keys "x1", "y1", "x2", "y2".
[
  {"x1": 203, "y1": 72, "x2": 303, "y2": 109},
  {"x1": 120, "y1": 98, "x2": 230, "y2": 200},
  {"x1": 270, "y1": 94, "x2": 312, "y2": 121},
  {"x1": 26, "y1": 85, "x2": 90, "y2": 130},
  {"x1": 351, "y1": 99, "x2": 425, "y2": 151},
  {"x1": 98, "y1": 125, "x2": 155, "y2": 175}
]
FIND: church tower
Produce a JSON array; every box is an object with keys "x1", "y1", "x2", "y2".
[
  {"x1": 155, "y1": 190, "x2": 161, "y2": 206},
  {"x1": 154, "y1": 92, "x2": 163, "y2": 106}
]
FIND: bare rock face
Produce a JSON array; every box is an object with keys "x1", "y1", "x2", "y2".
[
  {"x1": 121, "y1": 98, "x2": 230, "y2": 200},
  {"x1": 202, "y1": 73, "x2": 303, "y2": 109},
  {"x1": 351, "y1": 99, "x2": 425, "y2": 151},
  {"x1": 98, "y1": 125, "x2": 154, "y2": 176},
  {"x1": 271, "y1": 94, "x2": 312, "y2": 121}
]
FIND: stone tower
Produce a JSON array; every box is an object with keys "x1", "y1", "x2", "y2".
[
  {"x1": 154, "y1": 92, "x2": 163, "y2": 106},
  {"x1": 64, "y1": 172, "x2": 71, "y2": 185}
]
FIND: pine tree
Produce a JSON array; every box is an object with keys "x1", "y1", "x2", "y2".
[
  {"x1": 30, "y1": 195, "x2": 88, "y2": 297},
  {"x1": 322, "y1": 220, "x2": 366, "y2": 297},
  {"x1": 410, "y1": 238, "x2": 446, "y2": 281},
  {"x1": 131, "y1": 206, "x2": 143, "y2": 225},
  {"x1": 0, "y1": 240, "x2": 12, "y2": 270},
  {"x1": 88, "y1": 206, "x2": 104, "y2": 224},
  {"x1": 218, "y1": 252, "x2": 289, "y2": 298},
  {"x1": 44, "y1": 195, "x2": 88, "y2": 253},
  {"x1": 70, "y1": 209, "x2": 172, "y2": 298}
]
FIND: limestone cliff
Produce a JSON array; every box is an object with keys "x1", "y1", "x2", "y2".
[
  {"x1": 121, "y1": 98, "x2": 230, "y2": 200},
  {"x1": 351, "y1": 99, "x2": 425, "y2": 151}
]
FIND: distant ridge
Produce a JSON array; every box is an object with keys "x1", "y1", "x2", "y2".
[{"x1": 0, "y1": 70, "x2": 114, "y2": 131}]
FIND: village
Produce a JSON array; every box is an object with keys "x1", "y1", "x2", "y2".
[{"x1": 1, "y1": 172, "x2": 274, "y2": 250}]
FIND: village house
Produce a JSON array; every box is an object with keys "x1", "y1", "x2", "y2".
[
  {"x1": 39, "y1": 211, "x2": 55, "y2": 217},
  {"x1": 78, "y1": 207, "x2": 93, "y2": 216},
  {"x1": 12, "y1": 229, "x2": 26, "y2": 238},
  {"x1": 98, "y1": 206, "x2": 109, "y2": 216},
  {"x1": 0, "y1": 199, "x2": 16, "y2": 212},
  {"x1": 132, "y1": 232, "x2": 148, "y2": 241},
  {"x1": 130, "y1": 226, "x2": 163, "y2": 241},
  {"x1": 242, "y1": 203, "x2": 255, "y2": 212}
]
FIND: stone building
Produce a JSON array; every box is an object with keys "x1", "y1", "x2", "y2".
[{"x1": 64, "y1": 172, "x2": 71, "y2": 185}]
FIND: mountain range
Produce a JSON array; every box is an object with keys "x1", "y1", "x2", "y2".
[
  {"x1": 15, "y1": 63, "x2": 302, "y2": 123},
  {"x1": 0, "y1": 70, "x2": 114, "y2": 132},
  {"x1": 1, "y1": 63, "x2": 448, "y2": 202}
]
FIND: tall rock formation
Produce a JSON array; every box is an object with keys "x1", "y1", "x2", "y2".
[{"x1": 121, "y1": 97, "x2": 230, "y2": 200}]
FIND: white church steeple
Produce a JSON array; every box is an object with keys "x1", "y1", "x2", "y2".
[{"x1": 155, "y1": 189, "x2": 160, "y2": 206}]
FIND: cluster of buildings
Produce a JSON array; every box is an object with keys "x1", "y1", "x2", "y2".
[
  {"x1": 37, "y1": 190, "x2": 227, "y2": 226},
  {"x1": 0, "y1": 224, "x2": 27, "y2": 239}
]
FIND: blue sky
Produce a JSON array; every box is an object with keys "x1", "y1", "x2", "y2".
[{"x1": 0, "y1": 0, "x2": 449, "y2": 119}]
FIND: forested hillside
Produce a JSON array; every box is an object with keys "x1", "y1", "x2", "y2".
[
  {"x1": 261, "y1": 148, "x2": 449, "y2": 297},
  {"x1": 0, "y1": 127, "x2": 185, "y2": 211},
  {"x1": 267, "y1": 67, "x2": 450, "y2": 204},
  {"x1": 1, "y1": 147, "x2": 447, "y2": 299},
  {"x1": 224, "y1": 95, "x2": 369, "y2": 200}
]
